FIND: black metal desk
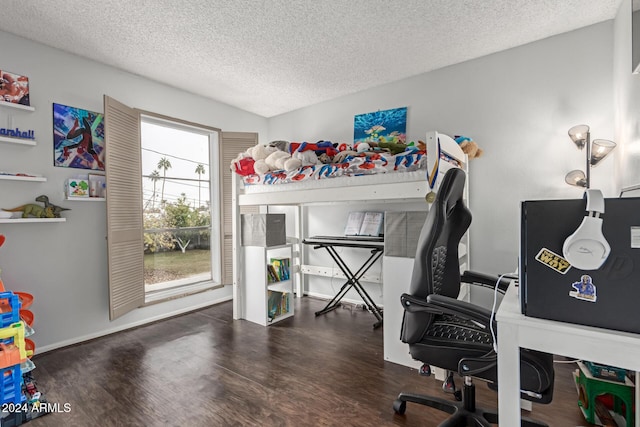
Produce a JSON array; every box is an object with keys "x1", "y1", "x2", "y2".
[{"x1": 303, "y1": 236, "x2": 384, "y2": 329}]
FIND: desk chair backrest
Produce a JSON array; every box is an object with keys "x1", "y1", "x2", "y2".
[{"x1": 401, "y1": 168, "x2": 471, "y2": 344}]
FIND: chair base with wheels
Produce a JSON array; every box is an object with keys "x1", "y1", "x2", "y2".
[{"x1": 393, "y1": 376, "x2": 549, "y2": 427}]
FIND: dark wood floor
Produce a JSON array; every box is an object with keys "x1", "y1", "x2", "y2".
[{"x1": 25, "y1": 296, "x2": 596, "y2": 427}]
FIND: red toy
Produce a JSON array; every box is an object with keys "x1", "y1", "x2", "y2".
[{"x1": 289, "y1": 141, "x2": 338, "y2": 158}]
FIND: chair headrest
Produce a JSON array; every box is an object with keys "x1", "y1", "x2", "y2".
[{"x1": 435, "y1": 168, "x2": 466, "y2": 212}]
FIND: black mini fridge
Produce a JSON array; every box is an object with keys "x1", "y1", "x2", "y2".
[{"x1": 519, "y1": 197, "x2": 640, "y2": 334}]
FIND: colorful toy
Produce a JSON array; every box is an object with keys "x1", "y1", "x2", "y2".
[
  {"x1": 336, "y1": 142, "x2": 352, "y2": 152},
  {"x1": 289, "y1": 141, "x2": 338, "y2": 157},
  {"x1": 376, "y1": 141, "x2": 408, "y2": 154},
  {"x1": 575, "y1": 361, "x2": 634, "y2": 426}
]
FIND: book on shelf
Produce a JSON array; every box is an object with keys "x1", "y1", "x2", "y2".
[
  {"x1": 266, "y1": 264, "x2": 279, "y2": 283},
  {"x1": 344, "y1": 211, "x2": 384, "y2": 237},
  {"x1": 267, "y1": 291, "x2": 290, "y2": 320},
  {"x1": 270, "y1": 257, "x2": 290, "y2": 281}
]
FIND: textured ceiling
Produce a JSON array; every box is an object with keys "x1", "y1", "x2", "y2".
[{"x1": 0, "y1": 0, "x2": 621, "y2": 117}]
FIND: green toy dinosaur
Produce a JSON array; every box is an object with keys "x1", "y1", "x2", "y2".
[
  {"x1": 2, "y1": 195, "x2": 70, "y2": 218},
  {"x1": 35, "y1": 195, "x2": 70, "y2": 218},
  {"x1": 2, "y1": 204, "x2": 51, "y2": 218}
]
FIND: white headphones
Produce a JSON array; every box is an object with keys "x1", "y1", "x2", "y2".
[{"x1": 562, "y1": 189, "x2": 610, "y2": 270}]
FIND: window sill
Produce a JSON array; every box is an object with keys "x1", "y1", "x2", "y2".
[{"x1": 144, "y1": 280, "x2": 222, "y2": 305}]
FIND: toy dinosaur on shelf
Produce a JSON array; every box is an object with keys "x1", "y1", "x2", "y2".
[{"x1": 2, "y1": 195, "x2": 70, "y2": 218}]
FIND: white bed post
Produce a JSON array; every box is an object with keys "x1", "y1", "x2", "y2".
[
  {"x1": 296, "y1": 204, "x2": 305, "y2": 297},
  {"x1": 232, "y1": 173, "x2": 243, "y2": 320}
]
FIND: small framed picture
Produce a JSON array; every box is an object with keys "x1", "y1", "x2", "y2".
[
  {"x1": 67, "y1": 176, "x2": 90, "y2": 198},
  {"x1": 0, "y1": 70, "x2": 30, "y2": 106}
]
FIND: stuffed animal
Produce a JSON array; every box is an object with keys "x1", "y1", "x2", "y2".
[
  {"x1": 265, "y1": 150, "x2": 302, "y2": 171},
  {"x1": 376, "y1": 141, "x2": 408, "y2": 155},
  {"x1": 230, "y1": 146, "x2": 257, "y2": 176},
  {"x1": 292, "y1": 149, "x2": 319, "y2": 166},
  {"x1": 455, "y1": 136, "x2": 483, "y2": 159},
  {"x1": 407, "y1": 140, "x2": 426, "y2": 152},
  {"x1": 355, "y1": 142, "x2": 371, "y2": 153},
  {"x1": 250, "y1": 144, "x2": 279, "y2": 174},
  {"x1": 269, "y1": 140, "x2": 289, "y2": 152},
  {"x1": 289, "y1": 141, "x2": 338, "y2": 157},
  {"x1": 333, "y1": 150, "x2": 357, "y2": 163},
  {"x1": 318, "y1": 153, "x2": 332, "y2": 164},
  {"x1": 336, "y1": 142, "x2": 352, "y2": 152}
]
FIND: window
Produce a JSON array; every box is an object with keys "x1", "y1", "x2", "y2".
[
  {"x1": 140, "y1": 116, "x2": 220, "y2": 299},
  {"x1": 104, "y1": 96, "x2": 231, "y2": 320}
]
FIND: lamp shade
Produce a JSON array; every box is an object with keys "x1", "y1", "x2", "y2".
[
  {"x1": 590, "y1": 139, "x2": 616, "y2": 166},
  {"x1": 568, "y1": 124, "x2": 590, "y2": 149},
  {"x1": 565, "y1": 170, "x2": 587, "y2": 187}
]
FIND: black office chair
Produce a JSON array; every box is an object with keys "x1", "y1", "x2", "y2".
[{"x1": 393, "y1": 168, "x2": 554, "y2": 427}]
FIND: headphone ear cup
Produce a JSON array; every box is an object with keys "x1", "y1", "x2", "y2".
[{"x1": 562, "y1": 216, "x2": 611, "y2": 270}]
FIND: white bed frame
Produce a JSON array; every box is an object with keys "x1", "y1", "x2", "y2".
[{"x1": 231, "y1": 131, "x2": 469, "y2": 320}]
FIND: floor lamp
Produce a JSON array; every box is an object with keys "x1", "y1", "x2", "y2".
[{"x1": 565, "y1": 124, "x2": 616, "y2": 189}]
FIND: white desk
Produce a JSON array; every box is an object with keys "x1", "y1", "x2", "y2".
[{"x1": 496, "y1": 283, "x2": 640, "y2": 426}]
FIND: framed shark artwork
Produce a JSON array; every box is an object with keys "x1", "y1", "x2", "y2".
[{"x1": 353, "y1": 106, "x2": 407, "y2": 145}]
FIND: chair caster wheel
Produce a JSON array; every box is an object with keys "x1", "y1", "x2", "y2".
[
  {"x1": 454, "y1": 390, "x2": 462, "y2": 401},
  {"x1": 393, "y1": 399, "x2": 406, "y2": 415}
]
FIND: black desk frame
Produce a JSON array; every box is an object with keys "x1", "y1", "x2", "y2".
[{"x1": 303, "y1": 237, "x2": 384, "y2": 329}]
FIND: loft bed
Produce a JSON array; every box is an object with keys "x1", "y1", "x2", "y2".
[
  {"x1": 231, "y1": 131, "x2": 469, "y2": 320},
  {"x1": 233, "y1": 131, "x2": 467, "y2": 206}
]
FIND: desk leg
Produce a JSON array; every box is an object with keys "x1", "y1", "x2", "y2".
[
  {"x1": 635, "y1": 371, "x2": 640, "y2": 426},
  {"x1": 497, "y1": 321, "x2": 521, "y2": 425}
]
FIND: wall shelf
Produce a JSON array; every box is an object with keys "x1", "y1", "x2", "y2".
[
  {"x1": 0, "y1": 102, "x2": 35, "y2": 112},
  {"x1": 0, "y1": 218, "x2": 66, "y2": 223},
  {"x1": 64, "y1": 197, "x2": 105, "y2": 202},
  {"x1": 0, "y1": 174, "x2": 46, "y2": 182},
  {"x1": 0, "y1": 136, "x2": 37, "y2": 146}
]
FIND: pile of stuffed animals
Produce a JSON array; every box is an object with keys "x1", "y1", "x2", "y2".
[{"x1": 231, "y1": 136, "x2": 483, "y2": 176}]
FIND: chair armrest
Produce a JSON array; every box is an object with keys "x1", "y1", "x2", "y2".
[
  {"x1": 461, "y1": 270, "x2": 513, "y2": 293},
  {"x1": 400, "y1": 293, "x2": 493, "y2": 328}
]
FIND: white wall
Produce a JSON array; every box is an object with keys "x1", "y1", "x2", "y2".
[
  {"x1": 614, "y1": 0, "x2": 640, "y2": 190},
  {"x1": 0, "y1": 30, "x2": 268, "y2": 352},
  {"x1": 268, "y1": 22, "x2": 615, "y2": 276}
]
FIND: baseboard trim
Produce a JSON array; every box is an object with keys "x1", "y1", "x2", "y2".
[
  {"x1": 37, "y1": 295, "x2": 232, "y2": 354},
  {"x1": 305, "y1": 291, "x2": 384, "y2": 309}
]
